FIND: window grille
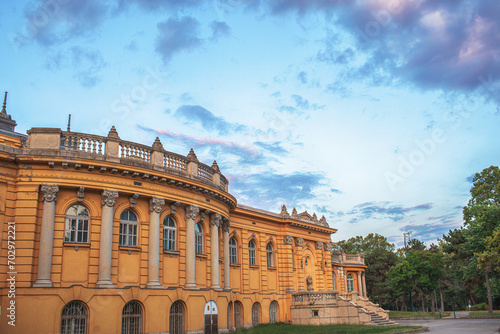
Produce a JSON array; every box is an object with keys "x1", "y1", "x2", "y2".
[
  {"x1": 251, "y1": 303, "x2": 260, "y2": 327},
  {"x1": 269, "y1": 301, "x2": 278, "y2": 324},
  {"x1": 163, "y1": 216, "x2": 176, "y2": 251},
  {"x1": 248, "y1": 240, "x2": 256, "y2": 266},
  {"x1": 234, "y1": 302, "x2": 242, "y2": 329},
  {"x1": 169, "y1": 301, "x2": 185, "y2": 334},
  {"x1": 60, "y1": 301, "x2": 87, "y2": 334},
  {"x1": 119, "y1": 210, "x2": 138, "y2": 247},
  {"x1": 64, "y1": 205, "x2": 90, "y2": 243},
  {"x1": 122, "y1": 301, "x2": 142, "y2": 334}
]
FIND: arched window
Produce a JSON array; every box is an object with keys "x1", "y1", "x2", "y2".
[
  {"x1": 251, "y1": 302, "x2": 260, "y2": 327},
  {"x1": 266, "y1": 243, "x2": 274, "y2": 267},
  {"x1": 119, "y1": 210, "x2": 138, "y2": 247},
  {"x1": 195, "y1": 223, "x2": 203, "y2": 254},
  {"x1": 65, "y1": 205, "x2": 90, "y2": 243},
  {"x1": 269, "y1": 301, "x2": 278, "y2": 324},
  {"x1": 234, "y1": 301, "x2": 242, "y2": 329},
  {"x1": 229, "y1": 237, "x2": 237, "y2": 264},
  {"x1": 163, "y1": 216, "x2": 176, "y2": 251},
  {"x1": 122, "y1": 301, "x2": 142, "y2": 334},
  {"x1": 227, "y1": 302, "x2": 232, "y2": 331},
  {"x1": 347, "y1": 273, "x2": 354, "y2": 292},
  {"x1": 60, "y1": 301, "x2": 87, "y2": 334},
  {"x1": 332, "y1": 272, "x2": 336, "y2": 290},
  {"x1": 169, "y1": 301, "x2": 185, "y2": 334},
  {"x1": 248, "y1": 240, "x2": 256, "y2": 266}
]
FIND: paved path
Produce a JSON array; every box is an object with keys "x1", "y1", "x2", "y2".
[
  {"x1": 442, "y1": 311, "x2": 470, "y2": 318},
  {"x1": 397, "y1": 317, "x2": 500, "y2": 333}
]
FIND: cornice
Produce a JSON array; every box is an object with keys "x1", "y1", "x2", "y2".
[{"x1": 14, "y1": 155, "x2": 237, "y2": 210}]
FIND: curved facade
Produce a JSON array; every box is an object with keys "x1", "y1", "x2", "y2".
[{"x1": 0, "y1": 112, "x2": 368, "y2": 333}]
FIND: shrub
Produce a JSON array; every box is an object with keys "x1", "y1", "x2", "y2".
[{"x1": 471, "y1": 303, "x2": 488, "y2": 311}]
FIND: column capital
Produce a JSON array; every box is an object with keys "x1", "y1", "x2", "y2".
[
  {"x1": 149, "y1": 197, "x2": 165, "y2": 213},
  {"x1": 210, "y1": 213, "x2": 222, "y2": 227},
  {"x1": 41, "y1": 184, "x2": 59, "y2": 202},
  {"x1": 315, "y1": 241, "x2": 324, "y2": 250},
  {"x1": 101, "y1": 189, "x2": 119, "y2": 207},
  {"x1": 185, "y1": 205, "x2": 199, "y2": 220},
  {"x1": 222, "y1": 217, "x2": 230, "y2": 232}
]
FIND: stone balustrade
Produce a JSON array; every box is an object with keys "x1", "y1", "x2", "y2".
[
  {"x1": 331, "y1": 252, "x2": 365, "y2": 265},
  {"x1": 24, "y1": 127, "x2": 228, "y2": 192},
  {"x1": 292, "y1": 291, "x2": 340, "y2": 306}
]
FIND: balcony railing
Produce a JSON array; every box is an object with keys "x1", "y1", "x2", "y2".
[
  {"x1": 292, "y1": 291, "x2": 339, "y2": 305},
  {"x1": 23, "y1": 127, "x2": 228, "y2": 192},
  {"x1": 331, "y1": 252, "x2": 365, "y2": 265}
]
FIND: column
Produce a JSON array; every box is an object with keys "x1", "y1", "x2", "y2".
[
  {"x1": 185, "y1": 204, "x2": 199, "y2": 289},
  {"x1": 344, "y1": 269, "x2": 348, "y2": 295},
  {"x1": 357, "y1": 271, "x2": 363, "y2": 295},
  {"x1": 146, "y1": 197, "x2": 165, "y2": 288},
  {"x1": 96, "y1": 189, "x2": 118, "y2": 288},
  {"x1": 362, "y1": 272, "x2": 367, "y2": 298},
  {"x1": 210, "y1": 213, "x2": 221, "y2": 290},
  {"x1": 33, "y1": 184, "x2": 59, "y2": 287},
  {"x1": 222, "y1": 217, "x2": 231, "y2": 290}
]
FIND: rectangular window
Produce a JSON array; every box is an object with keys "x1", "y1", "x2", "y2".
[
  {"x1": 163, "y1": 229, "x2": 176, "y2": 251},
  {"x1": 195, "y1": 233, "x2": 203, "y2": 254},
  {"x1": 119, "y1": 222, "x2": 138, "y2": 247},
  {"x1": 65, "y1": 218, "x2": 89, "y2": 243},
  {"x1": 249, "y1": 248, "x2": 256, "y2": 266},
  {"x1": 230, "y1": 246, "x2": 237, "y2": 264}
]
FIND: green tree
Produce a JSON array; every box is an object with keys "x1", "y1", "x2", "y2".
[
  {"x1": 463, "y1": 165, "x2": 500, "y2": 314},
  {"x1": 337, "y1": 233, "x2": 398, "y2": 308},
  {"x1": 440, "y1": 228, "x2": 481, "y2": 309}
]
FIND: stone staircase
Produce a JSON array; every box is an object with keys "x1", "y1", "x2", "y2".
[{"x1": 366, "y1": 312, "x2": 399, "y2": 326}]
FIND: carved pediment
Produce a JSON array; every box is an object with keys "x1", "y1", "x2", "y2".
[{"x1": 298, "y1": 210, "x2": 313, "y2": 221}]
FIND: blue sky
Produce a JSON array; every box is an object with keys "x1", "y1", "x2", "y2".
[{"x1": 2, "y1": 0, "x2": 500, "y2": 247}]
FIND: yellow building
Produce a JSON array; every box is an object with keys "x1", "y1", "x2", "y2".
[{"x1": 0, "y1": 105, "x2": 380, "y2": 334}]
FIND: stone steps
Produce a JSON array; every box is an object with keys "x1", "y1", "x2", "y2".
[{"x1": 366, "y1": 313, "x2": 399, "y2": 326}]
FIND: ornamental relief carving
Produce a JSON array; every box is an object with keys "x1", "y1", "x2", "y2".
[
  {"x1": 315, "y1": 241, "x2": 323, "y2": 250},
  {"x1": 149, "y1": 197, "x2": 165, "y2": 213},
  {"x1": 101, "y1": 189, "x2": 119, "y2": 207},
  {"x1": 41, "y1": 184, "x2": 59, "y2": 203},
  {"x1": 324, "y1": 242, "x2": 333, "y2": 252},
  {"x1": 170, "y1": 201, "x2": 180, "y2": 214},
  {"x1": 200, "y1": 209, "x2": 210, "y2": 222},
  {"x1": 283, "y1": 235, "x2": 293, "y2": 245},
  {"x1": 185, "y1": 205, "x2": 199, "y2": 220},
  {"x1": 129, "y1": 193, "x2": 139, "y2": 208},
  {"x1": 295, "y1": 237, "x2": 304, "y2": 247},
  {"x1": 77, "y1": 186, "x2": 85, "y2": 203}
]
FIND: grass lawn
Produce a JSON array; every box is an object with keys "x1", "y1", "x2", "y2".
[
  {"x1": 469, "y1": 310, "x2": 500, "y2": 317},
  {"x1": 389, "y1": 311, "x2": 450, "y2": 318},
  {"x1": 234, "y1": 323, "x2": 424, "y2": 334}
]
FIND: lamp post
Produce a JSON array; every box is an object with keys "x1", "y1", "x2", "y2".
[{"x1": 403, "y1": 231, "x2": 415, "y2": 312}]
